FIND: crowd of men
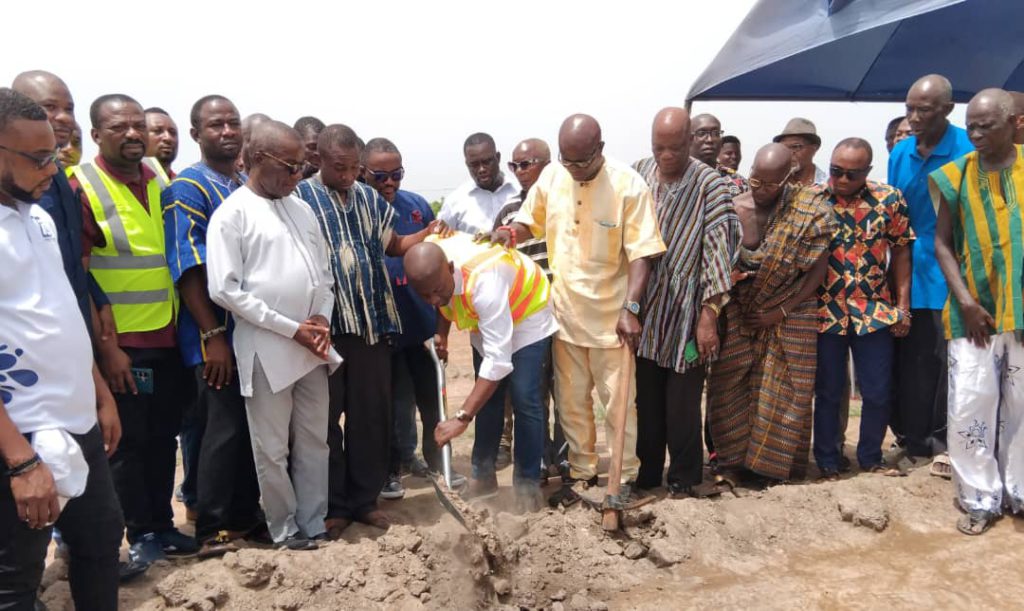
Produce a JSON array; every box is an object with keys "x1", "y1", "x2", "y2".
[{"x1": 1, "y1": 68, "x2": 1023, "y2": 609}]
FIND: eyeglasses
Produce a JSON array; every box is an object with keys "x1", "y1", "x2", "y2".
[
  {"x1": 260, "y1": 151, "x2": 304, "y2": 175},
  {"x1": 829, "y1": 165, "x2": 872, "y2": 180},
  {"x1": 507, "y1": 159, "x2": 544, "y2": 172},
  {"x1": 693, "y1": 129, "x2": 724, "y2": 140},
  {"x1": 748, "y1": 177, "x2": 786, "y2": 191},
  {"x1": 0, "y1": 144, "x2": 59, "y2": 170},
  {"x1": 559, "y1": 146, "x2": 601, "y2": 169},
  {"x1": 466, "y1": 156, "x2": 497, "y2": 170},
  {"x1": 364, "y1": 167, "x2": 405, "y2": 183}
]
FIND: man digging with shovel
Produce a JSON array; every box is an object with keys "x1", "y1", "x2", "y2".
[{"x1": 405, "y1": 232, "x2": 557, "y2": 513}]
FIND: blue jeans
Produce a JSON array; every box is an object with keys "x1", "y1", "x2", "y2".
[
  {"x1": 814, "y1": 330, "x2": 894, "y2": 470},
  {"x1": 471, "y1": 336, "x2": 551, "y2": 486}
]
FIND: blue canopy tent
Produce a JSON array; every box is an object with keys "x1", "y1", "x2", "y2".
[{"x1": 687, "y1": 0, "x2": 1024, "y2": 104}]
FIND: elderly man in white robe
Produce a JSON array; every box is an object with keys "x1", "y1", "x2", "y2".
[{"x1": 207, "y1": 121, "x2": 340, "y2": 551}]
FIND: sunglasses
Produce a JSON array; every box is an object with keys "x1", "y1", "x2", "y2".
[
  {"x1": 829, "y1": 165, "x2": 871, "y2": 180},
  {"x1": 261, "y1": 151, "x2": 304, "y2": 175},
  {"x1": 364, "y1": 167, "x2": 405, "y2": 183},
  {"x1": 508, "y1": 159, "x2": 543, "y2": 172},
  {"x1": 0, "y1": 144, "x2": 59, "y2": 170},
  {"x1": 559, "y1": 146, "x2": 601, "y2": 169},
  {"x1": 748, "y1": 177, "x2": 786, "y2": 190}
]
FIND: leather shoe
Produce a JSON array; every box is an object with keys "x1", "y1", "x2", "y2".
[
  {"x1": 325, "y1": 517, "x2": 352, "y2": 540},
  {"x1": 356, "y1": 509, "x2": 391, "y2": 530}
]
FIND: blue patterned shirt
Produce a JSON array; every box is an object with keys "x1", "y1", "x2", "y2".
[
  {"x1": 296, "y1": 176, "x2": 401, "y2": 344},
  {"x1": 162, "y1": 163, "x2": 246, "y2": 367}
]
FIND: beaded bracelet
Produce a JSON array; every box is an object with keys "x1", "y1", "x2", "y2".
[{"x1": 6, "y1": 454, "x2": 41, "y2": 477}]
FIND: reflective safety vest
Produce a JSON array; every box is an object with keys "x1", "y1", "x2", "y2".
[
  {"x1": 141, "y1": 157, "x2": 172, "y2": 189},
  {"x1": 430, "y1": 233, "x2": 550, "y2": 332},
  {"x1": 68, "y1": 161, "x2": 175, "y2": 333}
]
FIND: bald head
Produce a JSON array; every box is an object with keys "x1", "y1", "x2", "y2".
[
  {"x1": 12, "y1": 70, "x2": 75, "y2": 147},
  {"x1": 751, "y1": 143, "x2": 793, "y2": 175},
  {"x1": 908, "y1": 74, "x2": 954, "y2": 105},
  {"x1": 404, "y1": 242, "x2": 455, "y2": 307},
  {"x1": 748, "y1": 143, "x2": 794, "y2": 207},
  {"x1": 249, "y1": 120, "x2": 301, "y2": 157},
  {"x1": 651, "y1": 107, "x2": 692, "y2": 179},
  {"x1": 559, "y1": 114, "x2": 601, "y2": 151},
  {"x1": 12, "y1": 70, "x2": 70, "y2": 98},
  {"x1": 514, "y1": 138, "x2": 551, "y2": 162},
  {"x1": 653, "y1": 107, "x2": 691, "y2": 140},
  {"x1": 966, "y1": 89, "x2": 1017, "y2": 161},
  {"x1": 404, "y1": 242, "x2": 449, "y2": 284},
  {"x1": 968, "y1": 88, "x2": 1014, "y2": 122},
  {"x1": 558, "y1": 114, "x2": 604, "y2": 181}
]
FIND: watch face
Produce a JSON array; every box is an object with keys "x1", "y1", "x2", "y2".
[{"x1": 627, "y1": 302, "x2": 640, "y2": 315}]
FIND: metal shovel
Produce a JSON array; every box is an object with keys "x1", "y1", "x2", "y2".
[{"x1": 427, "y1": 338, "x2": 473, "y2": 530}]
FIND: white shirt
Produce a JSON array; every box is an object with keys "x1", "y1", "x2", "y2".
[
  {"x1": 438, "y1": 174, "x2": 519, "y2": 235},
  {"x1": 207, "y1": 187, "x2": 341, "y2": 396},
  {"x1": 0, "y1": 202, "x2": 96, "y2": 434},
  {"x1": 439, "y1": 235, "x2": 558, "y2": 381}
]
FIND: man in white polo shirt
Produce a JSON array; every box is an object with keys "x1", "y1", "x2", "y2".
[
  {"x1": 438, "y1": 132, "x2": 519, "y2": 235},
  {"x1": 0, "y1": 88, "x2": 122, "y2": 611}
]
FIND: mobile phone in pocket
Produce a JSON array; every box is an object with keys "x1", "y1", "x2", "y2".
[{"x1": 131, "y1": 367, "x2": 155, "y2": 394}]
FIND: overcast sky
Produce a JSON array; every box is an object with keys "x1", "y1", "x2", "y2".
[{"x1": 7, "y1": 0, "x2": 965, "y2": 199}]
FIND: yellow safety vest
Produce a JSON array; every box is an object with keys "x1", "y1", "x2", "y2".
[
  {"x1": 141, "y1": 157, "x2": 172, "y2": 189},
  {"x1": 430, "y1": 234, "x2": 549, "y2": 332},
  {"x1": 68, "y1": 160, "x2": 175, "y2": 333}
]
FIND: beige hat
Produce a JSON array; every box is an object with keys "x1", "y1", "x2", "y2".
[{"x1": 773, "y1": 117, "x2": 821, "y2": 147}]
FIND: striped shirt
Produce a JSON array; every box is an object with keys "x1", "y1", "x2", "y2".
[
  {"x1": 929, "y1": 146, "x2": 1024, "y2": 340},
  {"x1": 494, "y1": 192, "x2": 551, "y2": 279},
  {"x1": 295, "y1": 176, "x2": 401, "y2": 345},
  {"x1": 162, "y1": 162, "x2": 246, "y2": 367},
  {"x1": 633, "y1": 157, "x2": 740, "y2": 373}
]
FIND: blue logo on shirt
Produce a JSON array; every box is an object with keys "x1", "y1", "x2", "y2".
[{"x1": 0, "y1": 345, "x2": 39, "y2": 404}]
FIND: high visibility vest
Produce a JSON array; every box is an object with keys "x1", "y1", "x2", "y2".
[
  {"x1": 68, "y1": 160, "x2": 175, "y2": 333},
  {"x1": 141, "y1": 157, "x2": 172, "y2": 189},
  {"x1": 430, "y1": 233, "x2": 549, "y2": 332}
]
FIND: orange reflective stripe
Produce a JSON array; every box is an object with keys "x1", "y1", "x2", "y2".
[{"x1": 510, "y1": 272, "x2": 543, "y2": 320}]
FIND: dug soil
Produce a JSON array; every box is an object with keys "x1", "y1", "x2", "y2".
[{"x1": 38, "y1": 331, "x2": 1024, "y2": 609}]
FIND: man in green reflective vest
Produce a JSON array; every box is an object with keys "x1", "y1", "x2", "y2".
[{"x1": 68, "y1": 93, "x2": 198, "y2": 564}]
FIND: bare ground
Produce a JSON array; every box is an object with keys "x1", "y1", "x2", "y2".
[{"x1": 37, "y1": 331, "x2": 1024, "y2": 610}]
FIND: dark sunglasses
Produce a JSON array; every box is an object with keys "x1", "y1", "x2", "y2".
[
  {"x1": 261, "y1": 151, "x2": 304, "y2": 175},
  {"x1": 364, "y1": 167, "x2": 405, "y2": 183},
  {"x1": 559, "y1": 146, "x2": 601, "y2": 169},
  {"x1": 508, "y1": 159, "x2": 545, "y2": 172},
  {"x1": 0, "y1": 144, "x2": 59, "y2": 170},
  {"x1": 829, "y1": 165, "x2": 872, "y2": 180}
]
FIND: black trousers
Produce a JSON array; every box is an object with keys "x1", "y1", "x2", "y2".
[
  {"x1": 389, "y1": 344, "x2": 441, "y2": 473},
  {"x1": 0, "y1": 426, "x2": 123, "y2": 611},
  {"x1": 635, "y1": 357, "x2": 706, "y2": 488},
  {"x1": 193, "y1": 367, "x2": 264, "y2": 541},
  {"x1": 327, "y1": 334, "x2": 392, "y2": 519},
  {"x1": 108, "y1": 346, "x2": 190, "y2": 542},
  {"x1": 891, "y1": 309, "x2": 949, "y2": 456}
]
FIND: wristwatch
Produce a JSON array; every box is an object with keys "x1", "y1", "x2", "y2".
[
  {"x1": 623, "y1": 300, "x2": 641, "y2": 316},
  {"x1": 454, "y1": 409, "x2": 473, "y2": 423}
]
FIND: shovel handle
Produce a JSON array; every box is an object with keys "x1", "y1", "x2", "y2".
[{"x1": 428, "y1": 339, "x2": 454, "y2": 489}]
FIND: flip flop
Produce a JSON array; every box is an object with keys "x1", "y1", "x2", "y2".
[
  {"x1": 930, "y1": 453, "x2": 952, "y2": 479},
  {"x1": 957, "y1": 510, "x2": 996, "y2": 536},
  {"x1": 690, "y1": 476, "x2": 735, "y2": 498}
]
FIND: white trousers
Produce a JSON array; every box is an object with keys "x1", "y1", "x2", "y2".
[
  {"x1": 948, "y1": 332, "x2": 1024, "y2": 514},
  {"x1": 245, "y1": 356, "x2": 330, "y2": 541}
]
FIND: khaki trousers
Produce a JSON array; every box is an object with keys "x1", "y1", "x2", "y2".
[{"x1": 552, "y1": 338, "x2": 639, "y2": 482}]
